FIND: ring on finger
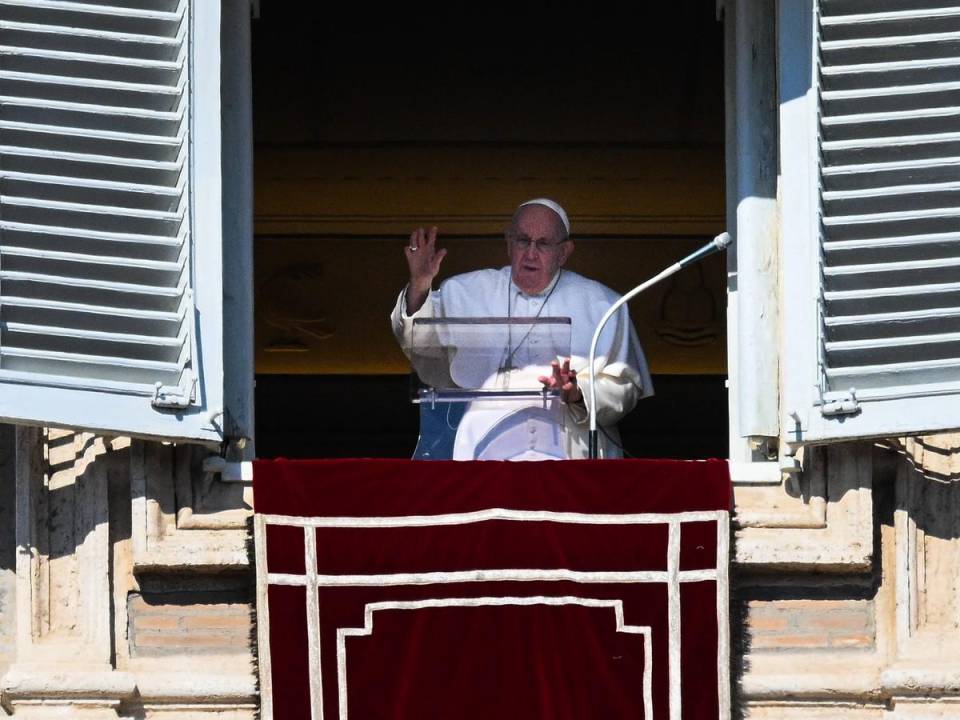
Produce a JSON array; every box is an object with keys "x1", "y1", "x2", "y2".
[{"x1": 409, "y1": 246, "x2": 419, "y2": 252}]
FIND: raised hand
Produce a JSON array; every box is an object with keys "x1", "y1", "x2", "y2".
[
  {"x1": 404, "y1": 226, "x2": 447, "y2": 313},
  {"x1": 538, "y1": 358, "x2": 583, "y2": 405}
]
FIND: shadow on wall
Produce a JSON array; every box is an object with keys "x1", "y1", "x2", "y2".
[
  {"x1": 0, "y1": 426, "x2": 14, "y2": 571},
  {"x1": 0, "y1": 425, "x2": 15, "y2": 674},
  {"x1": 887, "y1": 435, "x2": 960, "y2": 541}
]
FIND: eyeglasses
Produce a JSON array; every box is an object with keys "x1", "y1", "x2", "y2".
[{"x1": 509, "y1": 236, "x2": 569, "y2": 253}]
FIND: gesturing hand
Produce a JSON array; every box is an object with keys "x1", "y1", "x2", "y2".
[
  {"x1": 404, "y1": 226, "x2": 447, "y2": 314},
  {"x1": 538, "y1": 358, "x2": 583, "y2": 405}
]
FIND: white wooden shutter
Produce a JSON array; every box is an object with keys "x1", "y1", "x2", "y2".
[
  {"x1": 0, "y1": 0, "x2": 226, "y2": 443},
  {"x1": 782, "y1": 0, "x2": 960, "y2": 443}
]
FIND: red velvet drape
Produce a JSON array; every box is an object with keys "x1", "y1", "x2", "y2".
[{"x1": 255, "y1": 459, "x2": 731, "y2": 719}]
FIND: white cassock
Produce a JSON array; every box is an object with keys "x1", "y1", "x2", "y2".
[{"x1": 391, "y1": 266, "x2": 653, "y2": 459}]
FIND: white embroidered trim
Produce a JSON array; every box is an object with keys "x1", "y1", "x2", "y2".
[
  {"x1": 304, "y1": 523, "x2": 324, "y2": 720},
  {"x1": 260, "y1": 508, "x2": 726, "y2": 528},
  {"x1": 716, "y1": 511, "x2": 732, "y2": 720},
  {"x1": 335, "y1": 597, "x2": 653, "y2": 720},
  {"x1": 668, "y1": 519, "x2": 682, "y2": 720},
  {"x1": 254, "y1": 509, "x2": 732, "y2": 720},
  {"x1": 253, "y1": 515, "x2": 274, "y2": 720},
  {"x1": 268, "y1": 568, "x2": 718, "y2": 587}
]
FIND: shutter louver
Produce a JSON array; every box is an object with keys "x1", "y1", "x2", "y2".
[
  {"x1": 0, "y1": 0, "x2": 195, "y2": 404},
  {"x1": 817, "y1": 1, "x2": 960, "y2": 406}
]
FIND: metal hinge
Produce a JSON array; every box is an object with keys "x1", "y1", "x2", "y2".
[
  {"x1": 151, "y1": 370, "x2": 197, "y2": 410},
  {"x1": 820, "y1": 387, "x2": 859, "y2": 417}
]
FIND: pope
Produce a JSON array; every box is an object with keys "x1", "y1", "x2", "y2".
[{"x1": 391, "y1": 198, "x2": 652, "y2": 459}]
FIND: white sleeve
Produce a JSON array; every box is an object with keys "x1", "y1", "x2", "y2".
[
  {"x1": 566, "y1": 360, "x2": 643, "y2": 426},
  {"x1": 566, "y1": 303, "x2": 651, "y2": 427},
  {"x1": 390, "y1": 285, "x2": 437, "y2": 356}
]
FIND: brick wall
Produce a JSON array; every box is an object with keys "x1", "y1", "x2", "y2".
[
  {"x1": 128, "y1": 587, "x2": 253, "y2": 658},
  {"x1": 746, "y1": 599, "x2": 875, "y2": 651}
]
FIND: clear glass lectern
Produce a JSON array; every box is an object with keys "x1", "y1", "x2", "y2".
[{"x1": 409, "y1": 317, "x2": 572, "y2": 461}]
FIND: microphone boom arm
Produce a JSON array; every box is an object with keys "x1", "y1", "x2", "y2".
[{"x1": 586, "y1": 232, "x2": 731, "y2": 459}]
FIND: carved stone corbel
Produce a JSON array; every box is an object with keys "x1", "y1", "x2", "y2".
[
  {"x1": 130, "y1": 440, "x2": 250, "y2": 571},
  {"x1": 734, "y1": 444, "x2": 874, "y2": 570}
]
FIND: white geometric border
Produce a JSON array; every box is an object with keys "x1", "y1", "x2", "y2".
[
  {"x1": 255, "y1": 509, "x2": 731, "y2": 720},
  {"x1": 335, "y1": 597, "x2": 653, "y2": 720}
]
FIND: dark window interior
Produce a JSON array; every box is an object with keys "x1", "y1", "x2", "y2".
[{"x1": 250, "y1": 6, "x2": 728, "y2": 459}]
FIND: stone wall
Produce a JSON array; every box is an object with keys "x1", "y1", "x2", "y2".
[
  {"x1": 735, "y1": 438, "x2": 960, "y2": 718},
  {"x1": 0, "y1": 428, "x2": 256, "y2": 719},
  {"x1": 0, "y1": 425, "x2": 959, "y2": 717}
]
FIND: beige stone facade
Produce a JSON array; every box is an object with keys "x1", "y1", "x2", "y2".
[
  {"x1": 0, "y1": 428, "x2": 255, "y2": 718},
  {"x1": 2, "y1": 428, "x2": 959, "y2": 717},
  {"x1": 734, "y1": 439, "x2": 960, "y2": 717}
]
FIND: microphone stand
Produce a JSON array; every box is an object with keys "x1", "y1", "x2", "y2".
[{"x1": 587, "y1": 232, "x2": 732, "y2": 459}]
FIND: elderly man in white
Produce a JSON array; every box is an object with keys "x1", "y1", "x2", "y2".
[{"x1": 391, "y1": 198, "x2": 652, "y2": 459}]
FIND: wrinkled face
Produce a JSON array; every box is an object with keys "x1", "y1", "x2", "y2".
[{"x1": 506, "y1": 205, "x2": 573, "y2": 295}]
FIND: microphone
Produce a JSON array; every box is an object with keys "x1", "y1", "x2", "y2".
[
  {"x1": 586, "y1": 231, "x2": 732, "y2": 459},
  {"x1": 678, "y1": 231, "x2": 731, "y2": 268}
]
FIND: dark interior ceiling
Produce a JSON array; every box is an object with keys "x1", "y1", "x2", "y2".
[{"x1": 251, "y1": 6, "x2": 724, "y2": 147}]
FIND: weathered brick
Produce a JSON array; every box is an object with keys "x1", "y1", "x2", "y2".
[
  {"x1": 182, "y1": 603, "x2": 247, "y2": 616},
  {"x1": 750, "y1": 633, "x2": 830, "y2": 650},
  {"x1": 127, "y1": 595, "x2": 151, "y2": 614},
  {"x1": 746, "y1": 613, "x2": 790, "y2": 634},
  {"x1": 132, "y1": 614, "x2": 181, "y2": 631},
  {"x1": 182, "y1": 614, "x2": 250, "y2": 631},
  {"x1": 829, "y1": 634, "x2": 873, "y2": 649},
  {"x1": 135, "y1": 632, "x2": 248, "y2": 648},
  {"x1": 746, "y1": 598, "x2": 874, "y2": 651},
  {"x1": 128, "y1": 590, "x2": 254, "y2": 657},
  {"x1": 758, "y1": 599, "x2": 855, "y2": 612},
  {"x1": 812, "y1": 612, "x2": 871, "y2": 633}
]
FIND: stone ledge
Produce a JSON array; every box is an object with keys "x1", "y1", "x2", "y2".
[
  {"x1": 1, "y1": 667, "x2": 256, "y2": 715},
  {"x1": 1, "y1": 668, "x2": 137, "y2": 701},
  {"x1": 138, "y1": 704, "x2": 257, "y2": 720},
  {"x1": 741, "y1": 652, "x2": 883, "y2": 700},
  {"x1": 881, "y1": 666, "x2": 960, "y2": 696},
  {"x1": 744, "y1": 657, "x2": 960, "y2": 704},
  {"x1": 742, "y1": 669, "x2": 884, "y2": 701},
  {"x1": 735, "y1": 533, "x2": 872, "y2": 571},
  {"x1": 134, "y1": 671, "x2": 257, "y2": 704}
]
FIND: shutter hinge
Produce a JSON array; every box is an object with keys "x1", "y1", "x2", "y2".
[
  {"x1": 151, "y1": 370, "x2": 197, "y2": 410},
  {"x1": 820, "y1": 387, "x2": 859, "y2": 417}
]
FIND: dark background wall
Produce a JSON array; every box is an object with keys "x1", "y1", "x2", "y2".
[{"x1": 255, "y1": 375, "x2": 728, "y2": 459}]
